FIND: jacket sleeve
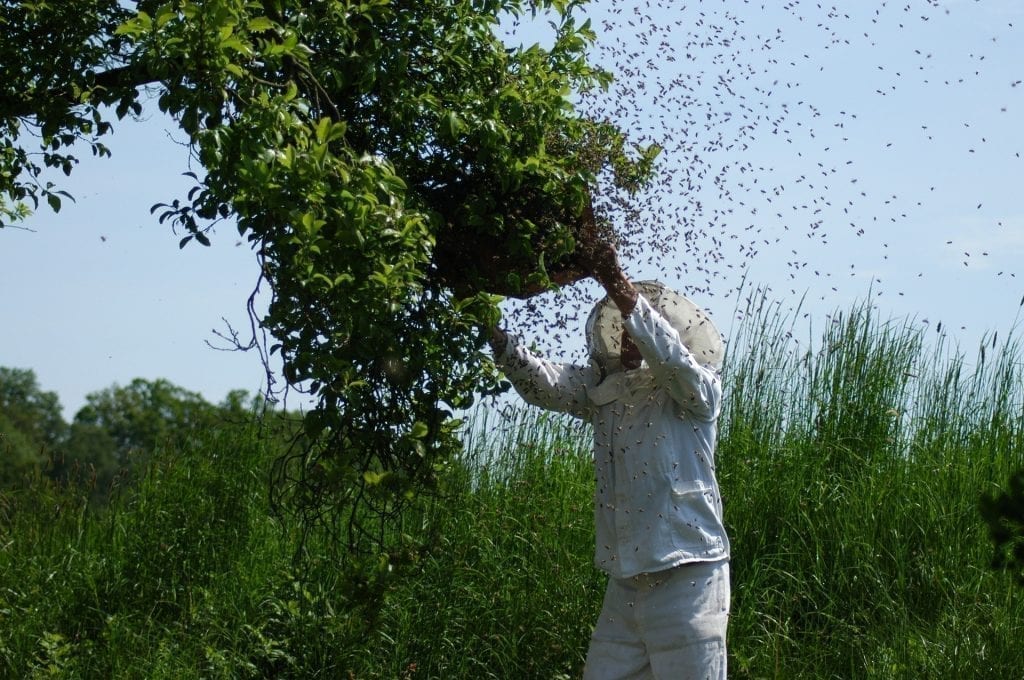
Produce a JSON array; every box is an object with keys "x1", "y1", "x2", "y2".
[
  {"x1": 494, "y1": 334, "x2": 595, "y2": 420},
  {"x1": 623, "y1": 295, "x2": 722, "y2": 420}
]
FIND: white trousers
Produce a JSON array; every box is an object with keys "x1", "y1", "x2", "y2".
[{"x1": 583, "y1": 560, "x2": 730, "y2": 680}]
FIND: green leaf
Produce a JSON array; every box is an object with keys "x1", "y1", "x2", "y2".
[
  {"x1": 303, "y1": 410, "x2": 324, "y2": 437},
  {"x1": 442, "y1": 111, "x2": 465, "y2": 141},
  {"x1": 315, "y1": 117, "x2": 333, "y2": 144},
  {"x1": 156, "y1": 9, "x2": 177, "y2": 28},
  {"x1": 114, "y1": 11, "x2": 152, "y2": 35},
  {"x1": 247, "y1": 16, "x2": 276, "y2": 33},
  {"x1": 409, "y1": 421, "x2": 429, "y2": 439}
]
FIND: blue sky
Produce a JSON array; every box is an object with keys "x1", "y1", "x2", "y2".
[
  {"x1": 2, "y1": 0, "x2": 1022, "y2": 417},
  {"x1": 504, "y1": 0, "x2": 1024, "y2": 363},
  {"x1": 0, "y1": 120, "x2": 274, "y2": 416}
]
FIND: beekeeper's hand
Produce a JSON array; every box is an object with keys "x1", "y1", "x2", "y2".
[
  {"x1": 488, "y1": 325, "x2": 508, "y2": 354},
  {"x1": 582, "y1": 241, "x2": 638, "y2": 315},
  {"x1": 585, "y1": 240, "x2": 623, "y2": 287}
]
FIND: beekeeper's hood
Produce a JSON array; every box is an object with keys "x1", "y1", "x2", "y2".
[{"x1": 585, "y1": 280, "x2": 724, "y2": 375}]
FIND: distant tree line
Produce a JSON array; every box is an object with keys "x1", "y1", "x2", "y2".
[{"x1": 0, "y1": 366, "x2": 294, "y2": 504}]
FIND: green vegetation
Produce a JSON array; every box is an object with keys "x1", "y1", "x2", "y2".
[
  {"x1": 721, "y1": 294, "x2": 1024, "y2": 677},
  {"x1": 1, "y1": 0, "x2": 659, "y2": 562},
  {"x1": 2, "y1": 299, "x2": 1023, "y2": 678},
  {"x1": 0, "y1": 371, "x2": 272, "y2": 504}
]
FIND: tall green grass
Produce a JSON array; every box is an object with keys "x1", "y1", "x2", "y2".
[
  {"x1": 339, "y1": 409, "x2": 600, "y2": 679},
  {"x1": 1, "y1": 296, "x2": 1022, "y2": 678},
  {"x1": 721, "y1": 292, "x2": 1024, "y2": 678}
]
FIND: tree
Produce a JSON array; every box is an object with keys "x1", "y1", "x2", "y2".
[
  {"x1": 57, "y1": 380, "x2": 284, "y2": 502},
  {"x1": 72, "y1": 378, "x2": 220, "y2": 465},
  {"x1": 981, "y1": 469, "x2": 1024, "y2": 587},
  {"x1": 0, "y1": 367, "x2": 67, "y2": 486},
  {"x1": 1, "y1": 0, "x2": 655, "y2": 561},
  {"x1": 0, "y1": 410, "x2": 43, "y2": 488},
  {"x1": 0, "y1": 367, "x2": 66, "y2": 450}
]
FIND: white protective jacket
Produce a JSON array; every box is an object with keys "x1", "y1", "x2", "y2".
[{"x1": 496, "y1": 292, "x2": 729, "y2": 579}]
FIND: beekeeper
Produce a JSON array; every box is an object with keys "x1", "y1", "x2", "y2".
[{"x1": 489, "y1": 242, "x2": 730, "y2": 680}]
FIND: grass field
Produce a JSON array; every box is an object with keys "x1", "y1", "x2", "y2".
[{"x1": 2, "y1": 297, "x2": 1022, "y2": 678}]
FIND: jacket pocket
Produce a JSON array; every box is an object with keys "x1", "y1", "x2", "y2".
[
  {"x1": 671, "y1": 479, "x2": 709, "y2": 499},
  {"x1": 667, "y1": 480, "x2": 725, "y2": 558}
]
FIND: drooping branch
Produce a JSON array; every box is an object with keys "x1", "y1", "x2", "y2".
[{"x1": 0, "y1": 61, "x2": 165, "y2": 121}]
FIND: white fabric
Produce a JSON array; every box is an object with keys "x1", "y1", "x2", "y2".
[
  {"x1": 583, "y1": 559, "x2": 730, "y2": 680},
  {"x1": 496, "y1": 293, "x2": 730, "y2": 579}
]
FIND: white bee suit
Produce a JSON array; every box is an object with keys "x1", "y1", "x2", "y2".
[{"x1": 494, "y1": 282, "x2": 729, "y2": 680}]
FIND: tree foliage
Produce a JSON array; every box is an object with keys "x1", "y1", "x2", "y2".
[
  {"x1": 1, "y1": 1, "x2": 655, "y2": 561},
  {"x1": 981, "y1": 469, "x2": 1024, "y2": 587},
  {"x1": 0, "y1": 367, "x2": 66, "y2": 450},
  {"x1": 0, "y1": 367, "x2": 66, "y2": 486},
  {"x1": 0, "y1": 366, "x2": 279, "y2": 501},
  {"x1": 0, "y1": 411, "x2": 42, "y2": 488},
  {"x1": 73, "y1": 378, "x2": 219, "y2": 463}
]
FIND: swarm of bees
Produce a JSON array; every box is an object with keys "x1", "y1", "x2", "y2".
[{"x1": 499, "y1": 0, "x2": 1020, "y2": 362}]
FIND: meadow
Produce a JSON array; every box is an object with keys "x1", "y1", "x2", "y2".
[{"x1": 1, "y1": 296, "x2": 1022, "y2": 678}]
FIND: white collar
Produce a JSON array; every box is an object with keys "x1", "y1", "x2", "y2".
[{"x1": 587, "y1": 365, "x2": 656, "y2": 406}]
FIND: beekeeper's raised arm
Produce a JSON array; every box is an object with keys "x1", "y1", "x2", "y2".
[
  {"x1": 582, "y1": 241, "x2": 723, "y2": 420},
  {"x1": 488, "y1": 324, "x2": 596, "y2": 420}
]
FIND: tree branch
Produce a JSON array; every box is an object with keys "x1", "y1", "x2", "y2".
[{"x1": 1, "y1": 61, "x2": 166, "y2": 121}]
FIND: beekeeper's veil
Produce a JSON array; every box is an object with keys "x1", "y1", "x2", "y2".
[{"x1": 585, "y1": 280, "x2": 724, "y2": 375}]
